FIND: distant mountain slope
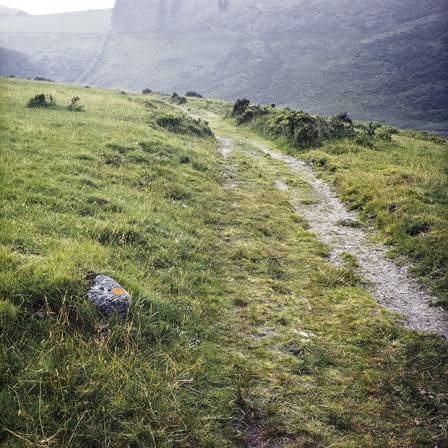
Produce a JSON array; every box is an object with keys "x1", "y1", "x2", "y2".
[
  {"x1": 0, "y1": 8, "x2": 111, "y2": 33},
  {"x1": 85, "y1": 0, "x2": 448, "y2": 131},
  {"x1": 0, "y1": 9, "x2": 112, "y2": 82},
  {"x1": 0, "y1": 47, "x2": 39, "y2": 77},
  {"x1": 0, "y1": 1, "x2": 446, "y2": 131},
  {"x1": 0, "y1": 5, "x2": 27, "y2": 17}
]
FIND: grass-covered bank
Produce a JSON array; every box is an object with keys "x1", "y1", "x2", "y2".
[
  {"x1": 1, "y1": 79, "x2": 448, "y2": 447},
  {"x1": 0, "y1": 78, "x2": 243, "y2": 446},
  {"x1": 227, "y1": 99, "x2": 448, "y2": 306}
]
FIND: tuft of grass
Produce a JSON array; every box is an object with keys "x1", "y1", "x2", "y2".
[
  {"x1": 67, "y1": 96, "x2": 85, "y2": 112},
  {"x1": 155, "y1": 112, "x2": 213, "y2": 137}
]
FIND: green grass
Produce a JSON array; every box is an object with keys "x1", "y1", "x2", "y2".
[
  {"x1": 0, "y1": 79, "x2": 241, "y2": 447},
  {"x1": 1, "y1": 79, "x2": 447, "y2": 447}
]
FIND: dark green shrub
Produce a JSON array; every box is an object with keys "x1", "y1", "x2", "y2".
[
  {"x1": 355, "y1": 123, "x2": 376, "y2": 147},
  {"x1": 142, "y1": 88, "x2": 152, "y2": 95},
  {"x1": 156, "y1": 113, "x2": 213, "y2": 137},
  {"x1": 171, "y1": 92, "x2": 187, "y2": 105},
  {"x1": 156, "y1": 114, "x2": 182, "y2": 131},
  {"x1": 292, "y1": 115, "x2": 319, "y2": 146},
  {"x1": 335, "y1": 112, "x2": 353, "y2": 124},
  {"x1": 267, "y1": 110, "x2": 319, "y2": 146},
  {"x1": 325, "y1": 115, "x2": 355, "y2": 139},
  {"x1": 232, "y1": 98, "x2": 250, "y2": 117},
  {"x1": 27, "y1": 93, "x2": 56, "y2": 109},
  {"x1": 236, "y1": 105, "x2": 269, "y2": 124},
  {"x1": 232, "y1": 100, "x2": 372, "y2": 148},
  {"x1": 67, "y1": 96, "x2": 85, "y2": 112},
  {"x1": 34, "y1": 77, "x2": 54, "y2": 82},
  {"x1": 185, "y1": 91, "x2": 203, "y2": 98}
]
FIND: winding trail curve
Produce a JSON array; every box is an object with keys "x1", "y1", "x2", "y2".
[
  {"x1": 255, "y1": 141, "x2": 448, "y2": 339},
  {"x1": 189, "y1": 108, "x2": 448, "y2": 339}
]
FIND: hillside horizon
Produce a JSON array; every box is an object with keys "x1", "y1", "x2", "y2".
[{"x1": 1, "y1": 0, "x2": 447, "y2": 132}]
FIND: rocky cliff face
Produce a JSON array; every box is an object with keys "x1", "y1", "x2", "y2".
[{"x1": 88, "y1": 0, "x2": 448, "y2": 130}]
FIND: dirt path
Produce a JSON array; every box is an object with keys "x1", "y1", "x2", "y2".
[
  {"x1": 209, "y1": 122, "x2": 448, "y2": 339},
  {"x1": 254, "y1": 141, "x2": 448, "y2": 339}
]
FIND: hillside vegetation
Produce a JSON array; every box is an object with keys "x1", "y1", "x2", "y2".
[{"x1": 1, "y1": 78, "x2": 447, "y2": 447}]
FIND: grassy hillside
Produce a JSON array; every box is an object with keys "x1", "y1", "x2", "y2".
[
  {"x1": 0, "y1": 78, "x2": 239, "y2": 446},
  {"x1": 226, "y1": 98, "x2": 448, "y2": 306},
  {"x1": 1, "y1": 78, "x2": 447, "y2": 447}
]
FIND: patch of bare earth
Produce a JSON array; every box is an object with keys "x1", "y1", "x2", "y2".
[{"x1": 218, "y1": 137, "x2": 239, "y2": 189}]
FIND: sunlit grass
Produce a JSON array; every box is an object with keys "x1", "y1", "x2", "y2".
[{"x1": 1, "y1": 79, "x2": 447, "y2": 447}]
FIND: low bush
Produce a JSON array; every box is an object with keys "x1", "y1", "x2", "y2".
[
  {"x1": 27, "y1": 93, "x2": 56, "y2": 109},
  {"x1": 171, "y1": 92, "x2": 187, "y2": 105},
  {"x1": 335, "y1": 111, "x2": 353, "y2": 124},
  {"x1": 67, "y1": 96, "x2": 85, "y2": 112},
  {"x1": 142, "y1": 88, "x2": 152, "y2": 95},
  {"x1": 185, "y1": 91, "x2": 203, "y2": 98},
  {"x1": 267, "y1": 110, "x2": 319, "y2": 146},
  {"x1": 34, "y1": 77, "x2": 54, "y2": 82},
  {"x1": 231, "y1": 98, "x2": 250, "y2": 117},
  {"x1": 325, "y1": 115, "x2": 355, "y2": 139},
  {"x1": 355, "y1": 122, "x2": 376, "y2": 147},
  {"x1": 231, "y1": 100, "x2": 355, "y2": 147},
  {"x1": 156, "y1": 113, "x2": 213, "y2": 137}
]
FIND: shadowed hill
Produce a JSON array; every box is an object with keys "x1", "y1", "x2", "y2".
[
  {"x1": 0, "y1": 47, "x2": 40, "y2": 78},
  {"x1": 0, "y1": 9, "x2": 112, "y2": 83},
  {"x1": 89, "y1": 0, "x2": 448, "y2": 131},
  {"x1": 0, "y1": 0, "x2": 447, "y2": 131},
  {"x1": 0, "y1": 5, "x2": 27, "y2": 17}
]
